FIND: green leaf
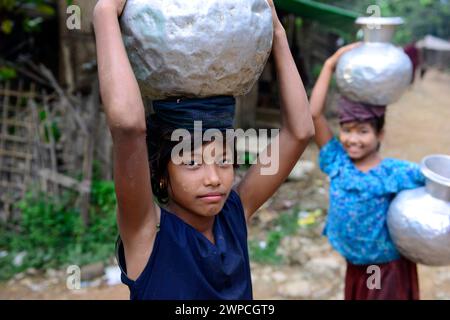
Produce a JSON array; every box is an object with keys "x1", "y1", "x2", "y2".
[
  {"x1": 36, "y1": 3, "x2": 56, "y2": 16},
  {"x1": 23, "y1": 17, "x2": 44, "y2": 33},
  {"x1": 420, "y1": 0, "x2": 433, "y2": 6},
  {"x1": 1, "y1": 19, "x2": 14, "y2": 34},
  {"x1": 0, "y1": 66, "x2": 17, "y2": 81},
  {"x1": 0, "y1": 0, "x2": 15, "y2": 11}
]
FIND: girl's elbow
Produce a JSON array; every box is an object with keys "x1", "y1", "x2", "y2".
[
  {"x1": 311, "y1": 112, "x2": 321, "y2": 121},
  {"x1": 291, "y1": 123, "x2": 315, "y2": 142},
  {"x1": 112, "y1": 120, "x2": 147, "y2": 136},
  {"x1": 103, "y1": 95, "x2": 142, "y2": 119},
  {"x1": 107, "y1": 108, "x2": 147, "y2": 137},
  {"x1": 302, "y1": 125, "x2": 315, "y2": 141},
  {"x1": 303, "y1": 119, "x2": 316, "y2": 141}
]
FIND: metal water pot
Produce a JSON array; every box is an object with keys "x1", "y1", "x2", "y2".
[
  {"x1": 336, "y1": 17, "x2": 413, "y2": 106},
  {"x1": 387, "y1": 155, "x2": 450, "y2": 266},
  {"x1": 119, "y1": 0, "x2": 273, "y2": 100}
]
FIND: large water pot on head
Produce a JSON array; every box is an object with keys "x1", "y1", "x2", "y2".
[
  {"x1": 119, "y1": 0, "x2": 273, "y2": 100},
  {"x1": 387, "y1": 154, "x2": 450, "y2": 266},
  {"x1": 336, "y1": 17, "x2": 413, "y2": 106}
]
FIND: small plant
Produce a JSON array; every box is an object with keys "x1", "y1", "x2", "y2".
[
  {"x1": 249, "y1": 231, "x2": 284, "y2": 265},
  {"x1": 0, "y1": 66, "x2": 17, "y2": 81},
  {"x1": 0, "y1": 180, "x2": 118, "y2": 281},
  {"x1": 249, "y1": 207, "x2": 324, "y2": 265},
  {"x1": 249, "y1": 208, "x2": 299, "y2": 265}
]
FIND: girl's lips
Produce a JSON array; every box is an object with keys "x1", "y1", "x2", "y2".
[
  {"x1": 346, "y1": 146, "x2": 362, "y2": 153},
  {"x1": 198, "y1": 193, "x2": 224, "y2": 202}
]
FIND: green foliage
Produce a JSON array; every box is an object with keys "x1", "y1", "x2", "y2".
[
  {"x1": 39, "y1": 110, "x2": 62, "y2": 143},
  {"x1": 0, "y1": 0, "x2": 58, "y2": 35},
  {"x1": 249, "y1": 207, "x2": 325, "y2": 265},
  {"x1": 0, "y1": 66, "x2": 17, "y2": 81},
  {"x1": 15, "y1": 191, "x2": 82, "y2": 258},
  {"x1": 311, "y1": 63, "x2": 324, "y2": 80},
  {"x1": 249, "y1": 230, "x2": 284, "y2": 265},
  {"x1": 0, "y1": 180, "x2": 118, "y2": 281},
  {"x1": 243, "y1": 151, "x2": 256, "y2": 168},
  {"x1": 1, "y1": 19, "x2": 14, "y2": 34},
  {"x1": 249, "y1": 208, "x2": 300, "y2": 265},
  {"x1": 317, "y1": 0, "x2": 450, "y2": 44}
]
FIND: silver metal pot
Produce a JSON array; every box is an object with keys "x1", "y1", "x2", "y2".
[
  {"x1": 336, "y1": 17, "x2": 413, "y2": 106},
  {"x1": 387, "y1": 155, "x2": 450, "y2": 266},
  {"x1": 119, "y1": 0, "x2": 273, "y2": 100}
]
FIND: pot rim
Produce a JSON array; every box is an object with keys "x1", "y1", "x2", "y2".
[
  {"x1": 421, "y1": 154, "x2": 450, "y2": 188},
  {"x1": 356, "y1": 17, "x2": 404, "y2": 26}
]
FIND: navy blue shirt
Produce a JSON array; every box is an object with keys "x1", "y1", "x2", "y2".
[{"x1": 116, "y1": 190, "x2": 253, "y2": 300}]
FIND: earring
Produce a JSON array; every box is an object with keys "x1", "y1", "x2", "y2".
[{"x1": 159, "y1": 179, "x2": 166, "y2": 189}]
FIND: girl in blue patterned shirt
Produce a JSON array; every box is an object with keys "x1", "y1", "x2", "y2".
[{"x1": 310, "y1": 43, "x2": 425, "y2": 300}]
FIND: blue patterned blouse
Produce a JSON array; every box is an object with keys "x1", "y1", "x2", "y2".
[{"x1": 319, "y1": 137, "x2": 425, "y2": 265}]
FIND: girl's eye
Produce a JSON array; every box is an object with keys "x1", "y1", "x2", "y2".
[
  {"x1": 217, "y1": 158, "x2": 232, "y2": 167},
  {"x1": 183, "y1": 160, "x2": 200, "y2": 168}
]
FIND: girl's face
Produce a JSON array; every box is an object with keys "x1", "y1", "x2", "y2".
[
  {"x1": 339, "y1": 121, "x2": 383, "y2": 161},
  {"x1": 166, "y1": 139, "x2": 235, "y2": 218}
]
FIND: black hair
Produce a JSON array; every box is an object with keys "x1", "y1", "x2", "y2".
[
  {"x1": 340, "y1": 115, "x2": 385, "y2": 135},
  {"x1": 366, "y1": 115, "x2": 385, "y2": 135},
  {"x1": 146, "y1": 113, "x2": 238, "y2": 205}
]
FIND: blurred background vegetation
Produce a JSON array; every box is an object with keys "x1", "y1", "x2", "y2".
[{"x1": 318, "y1": 0, "x2": 450, "y2": 44}]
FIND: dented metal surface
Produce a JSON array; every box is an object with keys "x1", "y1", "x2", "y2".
[
  {"x1": 336, "y1": 17, "x2": 412, "y2": 106},
  {"x1": 120, "y1": 0, "x2": 273, "y2": 99}
]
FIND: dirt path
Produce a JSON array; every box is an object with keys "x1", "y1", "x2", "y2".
[
  {"x1": 382, "y1": 70, "x2": 450, "y2": 162},
  {"x1": 1, "y1": 70, "x2": 449, "y2": 300}
]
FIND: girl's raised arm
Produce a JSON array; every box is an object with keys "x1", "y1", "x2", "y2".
[
  {"x1": 93, "y1": 0, "x2": 158, "y2": 280},
  {"x1": 237, "y1": 0, "x2": 314, "y2": 219},
  {"x1": 310, "y1": 43, "x2": 361, "y2": 147}
]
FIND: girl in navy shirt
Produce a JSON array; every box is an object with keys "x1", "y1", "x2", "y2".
[{"x1": 93, "y1": 0, "x2": 314, "y2": 300}]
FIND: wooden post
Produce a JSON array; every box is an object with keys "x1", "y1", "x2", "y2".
[
  {"x1": 28, "y1": 98, "x2": 46, "y2": 193},
  {"x1": 57, "y1": 0, "x2": 98, "y2": 92},
  {"x1": 0, "y1": 82, "x2": 10, "y2": 174},
  {"x1": 42, "y1": 89, "x2": 59, "y2": 195},
  {"x1": 78, "y1": 81, "x2": 99, "y2": 226}
]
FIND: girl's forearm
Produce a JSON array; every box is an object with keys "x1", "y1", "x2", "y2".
[
  {"x1": 93, "y1": 3, "x2": 146, "y2": 132},
  {"x1": 272, "y1": 30, "x2": 314, "y2": 140},
  {"x1": 310, "y1": 61, "x2": 334, "y2": 147},
  {"x1": 310, "y1": 42, "x2": 362, "y2": 120},
  {"x1": 310, "y1": 61, "x2": 333, "y2": 119}
]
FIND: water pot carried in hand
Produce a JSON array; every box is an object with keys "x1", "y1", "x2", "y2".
[
  {"x1": 119, "y1": 0, "x2": 273, "y2": 100},
  {"x1": 336, "y1": 17, "x2": 413, "y2": 106},
  {"x1": 387, "y1": 155, "x2": 450, "y2": 266}
]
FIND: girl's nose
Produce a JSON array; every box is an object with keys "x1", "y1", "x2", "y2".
[
  {"x1": 204, "y1": 164, "x2": 221, "y2": 187},
  {"x1": 347, "y1": 132, "x2": 359, "y2": 144}
]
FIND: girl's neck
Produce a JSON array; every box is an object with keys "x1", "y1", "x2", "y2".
[
  {"x1": 166, "y1": 201, "x2": 216, "y2": 243},
  {"x1": 352, "y1": 151, "x2": 382, "y2": 173}
]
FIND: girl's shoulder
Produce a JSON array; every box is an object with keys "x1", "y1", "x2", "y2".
[
  {"x1": 320, "y1": 137, "x2": 345, "y2": 155},
  {"x1": 381, "y1": 158, "x2": 421, "y2": 173},
  {"x1": 319, "y1": 137, "x2": 349, "y2": 177},
  {"x1": 222, "y1": 189, "x2": 246, "y2": 224},
  {"x1": 379, "y1": 158, "x2": 425, "y2": 192}
]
